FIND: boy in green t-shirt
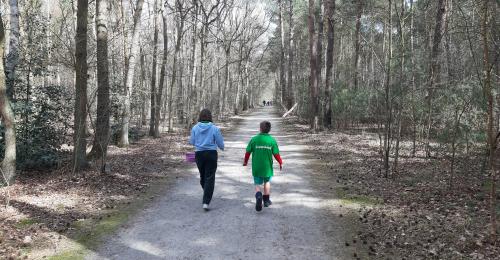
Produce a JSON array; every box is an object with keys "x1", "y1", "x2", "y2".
[{"x1": 243, "y1": 121, "x2": 283, "y2": 212}]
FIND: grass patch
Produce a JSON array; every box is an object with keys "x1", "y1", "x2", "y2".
[
  {"x1": 47, "y1": 248, "x2": 86, "y2": 260},
  {"x1": 335, "y1": 187, "x2": 382, "y2": 206},
  {"x1": 45, "y1": 212, "x2": 128, "y2": 260},
  {"x1": 46, "y1": 177, "x2": 170, "y2": 259},
  {"x1": 73, "y1": 211, "x2": 129, "y2": 248},
  {"x1": 16, "y1": 218, "x2": 39, "y2": 228}
]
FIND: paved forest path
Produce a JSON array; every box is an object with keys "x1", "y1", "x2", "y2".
[{"x1": 86, "y1": 107, "x2": 345, "y2": 260}]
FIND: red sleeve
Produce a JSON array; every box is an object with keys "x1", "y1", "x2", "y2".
[
  {"x1": 244, "y1": 152, "x2": 251, "y2": 165},
  {"x1": 273, "y1": 154, "x2": 283, "y2": 165}
]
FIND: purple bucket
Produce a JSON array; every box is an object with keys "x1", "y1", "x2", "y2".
[{"x1": 185, "y1": 152, "x2": 196, "y2": 163}]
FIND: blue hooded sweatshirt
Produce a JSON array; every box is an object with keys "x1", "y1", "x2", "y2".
[{"x1": 190, "y1": 122, "x2": 225, "y2": 152}]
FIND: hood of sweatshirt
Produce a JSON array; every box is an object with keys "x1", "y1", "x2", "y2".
[{"x1": 196, "y1": 122, "x2": 213, "y2": 133}]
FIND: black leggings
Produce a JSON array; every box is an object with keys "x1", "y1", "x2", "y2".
[{"x1": 195, "y1": 150, "x2": 218, "y2": 204}]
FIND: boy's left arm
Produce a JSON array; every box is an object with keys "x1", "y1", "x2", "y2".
[
  {"x1": 272, "y1": 140, "x2": 283, "y2": 170},
  {"x1": 273, "y1": 154, "x2": 283, "y2": 170}
]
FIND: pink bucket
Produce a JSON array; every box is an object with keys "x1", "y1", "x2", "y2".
[{"x1": 185, "y1": 152, "x2": 196, "y2": 163}]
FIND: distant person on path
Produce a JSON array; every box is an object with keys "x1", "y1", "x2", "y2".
[
  {"x1": 263, "y1": 100, "x2": 266, "y2": 106},
  {"x1": 243, "y1": 121, "x2": 283, "y2": 211},
  {"x1": 190, "y1": 109, "x2": 225, "y2": 211}
]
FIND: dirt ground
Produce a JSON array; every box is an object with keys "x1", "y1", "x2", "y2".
[
  {"x1": 0, "y1": 118, "x2": 238, "y2": 259},
  {"x1": 281, "y1": 116, "x2": 500, "y2": 260},
  {"x1": 85, "y1": 107, "x2": 351, "y2": 259},
  {"x1": 2, "y1": 108, "x2": 498, "y2": 259}
]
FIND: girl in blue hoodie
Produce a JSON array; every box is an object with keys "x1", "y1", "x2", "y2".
[{"x1": 190, "y1": 109, "x2": 224, "y2": 211}]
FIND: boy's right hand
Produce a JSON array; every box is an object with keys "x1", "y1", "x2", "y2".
[
  {"x1": 279, "y1": 164, "x2": 283, "y2": 171},
  {"x1": 243, "y1": 162, "x2": 247, "y2": 166}
]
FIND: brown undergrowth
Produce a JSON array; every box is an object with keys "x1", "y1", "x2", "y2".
[
  {"x1": 282, "y1": 116, "x2": 499, "y2": 260},
  {"x1": 0, "y1": 115, "x2": 241, "y2": 259}
]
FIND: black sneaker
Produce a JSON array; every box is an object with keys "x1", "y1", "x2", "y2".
[
  {"x1": 255, "y1": 191, "x2": 263, "y2": 212},
  {"x1": 264, "y1": 199, "x2": 272, "y2": 207}
]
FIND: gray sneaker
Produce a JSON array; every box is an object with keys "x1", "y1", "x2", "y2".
[{"x1": 203, "y1": 204, "x2": 209, "y2": 211}]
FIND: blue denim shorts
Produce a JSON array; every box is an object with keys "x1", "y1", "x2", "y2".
[{"x1": 253, "y1": 176, "x2": 272, "y2": 185}]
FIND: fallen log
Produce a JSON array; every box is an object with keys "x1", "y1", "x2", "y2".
[{"x1": 282, "y1": 103, "x2": 298, "y2": 118}]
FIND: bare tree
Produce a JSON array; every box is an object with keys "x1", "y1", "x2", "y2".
[
  {"x1": 154, "y1": 1, "x2": 168, "y2": 137},
  {"x1": 89, "y1": 0, "x2": 111, "y2": 166},
  {"x1": 424, "y1": 0, "x2": 447, "y2": 157},
  {"x1": 167, "y1": 0, "x2": 189, "y2": 132},
  {"x1": 5, "y1": 0, "x2": 20, "y2": 100},
  {"x1": 324, "y1": 0, "x2": 335, "y2": 127},
  {"x1": 286, "y1": 0, "x2": 294, "y2": 110},
  {"x1": 309, "y1": 0, "x2": 319, "y2": 131},
  {"x1": 278, "y1": 0, "x2": 286, "y2": 107},
  {"x1": 481, "y1": 0, "x2": 496, "y2": 242},
  {"x1": 0, "y1": 12, "x2": 16, "y2": 184},
  {"x1": 353, "y1": 0, "x2": 363, "y2": 91},
  {"x1": 118, "y1": 0, "x2": 145, "y2": 147},
  {"x1": 149, "y1": 0, "x2": 160, "y2": 136},
  {"x1": 73, "y1": 0, "x2": 89, "y2": 171}
]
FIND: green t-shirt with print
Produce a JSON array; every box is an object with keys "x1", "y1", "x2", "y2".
[{"x1": 246, "y1": 133, "x2": 279, "y2": 177}]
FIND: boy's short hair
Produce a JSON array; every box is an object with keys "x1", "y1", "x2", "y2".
[
  {"x1": 260, "y1": 121, "x2": 271, "y2": 133},
  {"x1": 198, "y1": 109, "x2": 213, "y2": 122}
]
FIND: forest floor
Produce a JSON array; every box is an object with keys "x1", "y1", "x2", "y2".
[
  {"x1": 0, "y1": 116, "x2": 239, "y2": 259},
  {"x1": 281, "y1": 116, "x2": 500, "y2": 259},
  {"x1": 2, "y1": 107, "x2": 498, "y2": 259},
  {"x1": 84, "y1": 107, "x2": 354, "y2": 259}
]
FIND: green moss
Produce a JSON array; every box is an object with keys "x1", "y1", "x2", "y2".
[
  {"x1": 74, "y1": 212, "x2": 129, "y2": 248},
  {"x1": 46, "y1": 212, "x2": 128, "y2": 259},
  {"x1": 16, "y1": 218, "x2": 39, "y2": 228},
  {"x1": 44, "y1": 176, "x2": 170, "y2": 259},
  {"x1": 47, "y1": 248, "x2": 86, "y2": 260},
  {"x1": 335, "y1": 187, "x2": 382, "y2": 206}
]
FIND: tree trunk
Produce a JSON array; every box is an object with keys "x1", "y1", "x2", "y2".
[
  {"x1": 168, "y1": 6, "x2": 185, "y2": 132},
  {"x1": 383, "y1": 0, "x2": 393, "y2": 178},
  {"x1": 309, "y1": 0, "x2": 319, "y2": 131},
  {"x1": 353, "y1": 0, "x2": 363, "y2": 91},
  {"x1": 315, "y1": 0, "x2": 324, "y2": 125},
  {"x1": 187, "y1": 1, "x2": 199, "y2": 125},
  {"x1": 89, "y1": 0, "x2": 111, "y2": 165},
  {"x1": 410, "y1": 0, "x2": 417, "y2": 157},
  {"x1": 5, "y1": 0, "x2": 20, "y2": 100},
  {"x1": 118, "y1": 0, "x2": 144, "y2": 147},
  {"x1": 0, "y1": 13, "x2": 16, "y2": 185},
  {"x1": 155, "y1": 4, "x2": 168, "y2": 137},
  {"x1": 481, "y1": 0, "x2": 496, "y2": 242},
  {"x1": 278, "y1": 0, "x2": 287, "y2": 107},
  {"x1": 324, "y1": 0, "x2": 335, "y2": 128},
  {"x1": 424, "y1": 0, "x2": 447, "y2": 157},
  {"x1": 286, "y1": 0, "x2": 295, "y2": 110},
  {"x1": 149, "y1": 1, "x2": 159, "y2": 136},
  {"x1": 220, "y1": 46, "x2": 230, "y2": 119},
  {"x1": 73, "y1": 0, "x2": 89, "y2": 171}
]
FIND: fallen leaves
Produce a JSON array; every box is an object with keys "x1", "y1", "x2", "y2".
[{"x1": 282, "y1": 116, "x2": 500, "y2": 260}]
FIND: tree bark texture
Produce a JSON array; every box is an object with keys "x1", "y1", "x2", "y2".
[
  {"x1": 424, "y1": 0, "x2": 447, "y2": 157},
  {"x1": 278, "y1": 0, "x2": 286, "y2": 107},
  {"x1": 155, "y1": 4, "x2": 168, "y2": 137},
  {"x1": 73, "y1": 0, "x2": 89, "y2": 171},
  {"x1": 286, "y1": 0, "x2": 295, "y2": 110},
  {"x1": 5, "y1": 0, "x2": 20, "y2": 100},
  {"x1": 324, "y1": 0, "x2": 335, "y2": 127},
  {"x1": 353, "y1": 0, "x2": 363, "y2": 91},
  {"x1": 149, "y1": 1, "x2": 159, "y2": 136},
  {"x1": 309, "y1": 0, "x2": 319, "y2": 131},
  {"x1": 89, "y1": 0, "x2": 111, "y2": 163},
  {"x1": 0, "y1": 13, "x2": 16, "y2": 184},
  {"x1": 119, "y1": 0, "x2": 145, "y2": 147}
]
